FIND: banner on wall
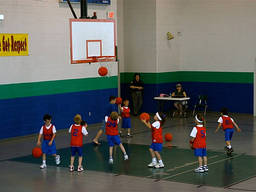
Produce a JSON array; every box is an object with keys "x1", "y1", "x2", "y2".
[{"x1": 0, "y1": 33, "x2": 29, "y2": 56}]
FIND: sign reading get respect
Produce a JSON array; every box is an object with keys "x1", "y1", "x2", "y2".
[{"x1": 0, "y1": 33, "x2": 29, "y2": 56}]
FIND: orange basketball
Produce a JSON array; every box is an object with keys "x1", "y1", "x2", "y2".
[
  {"x1": 165, "y1": 133, "x2": 173, "y2": 142},
  {"x1": 116, "y1": 97, "x2": 122, "y2": 105},
  {"x1": 98, "y1": 66, "x2": 108, "y2": 76},
  {"x1": 140, "y1": 112, "x2": 150, "y2": 121},
  {"x1": 32, "y1": 147, "x2": 42, "y2": 158}
]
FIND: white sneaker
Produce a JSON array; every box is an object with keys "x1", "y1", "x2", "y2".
[
  {"x1": 194, "y1": 167, "x2": 204, "y2": 173},
  {"x1": 109, "y1": 158, "x2": 113, "y2": 164},
  {"x1": 148, "y1": 162, "x2": 157, "y2": 168},
  {"x1": 55, "y1": 155, "x2": 60, "y2": 165},
  {"x1": 69, "y1": 165, "x2": 74, "y2": 172},
  {"x1": 124, "y1": 154, "x2": 129, "y2": 160},
  {"x1": 203, "y1": 165, "x2": 209, "y2": 172},
  {"x1": 40, "y1": 164, "x2": 47, "y2": 169},
  {"x1": 155, "y1": 163, "x2": 164, "y2": 169},
  {"x1": 77, "y1": 166, "x2": 84, "y2": 172}
]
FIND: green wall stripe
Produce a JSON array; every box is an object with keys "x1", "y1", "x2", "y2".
[
  {"x1": 120, "y1": 71, "x2": 253, "y2": 84},
  {"x1": 120, "y1": 72, "x2": 178, "y2": 84},
  {"x1": 0, "y1": 76, "x2": 118, "y2": 100},
  {"x1": 179, "y1": 71, "x2": 253, "y2": 83}
]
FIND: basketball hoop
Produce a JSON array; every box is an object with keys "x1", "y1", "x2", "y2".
[
  {"x1": 91, "y1": 56, "x2": 97, "y2": 62},
  {"x1": 70, "y1": 20, "x2": 116, "y2": 64}
]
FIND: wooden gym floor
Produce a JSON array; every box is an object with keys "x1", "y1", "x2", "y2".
[{"x1": 1, "y1": 112, "x2": 256, "y2": 192}]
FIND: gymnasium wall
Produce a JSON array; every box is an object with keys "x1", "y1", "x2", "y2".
[
  {"x1": 0, "y1": 0, "x2": 118, "y2": 139},
  {"x1": 122, "y1": 0, "x2": 157, "y2": 73},
  {"x1": 121, "y1": 71, "x2": 253, "y2": 114},
  {"x1": 119, "y1": 0, "x2": 255, "y2": 114}
]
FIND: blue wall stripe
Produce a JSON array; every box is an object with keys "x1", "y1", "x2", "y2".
[
  {"x1": 0, "y1": 88, "x2": 117, "y2": 139},
  {"x1": 121, "y1": 82, "x2": 253, "y2": 114}
]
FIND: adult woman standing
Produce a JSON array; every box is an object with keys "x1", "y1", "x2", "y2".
[{"x1": 130, "y1": 73, "x2": 144, "y2": 116}]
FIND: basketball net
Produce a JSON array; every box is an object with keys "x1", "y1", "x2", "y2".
[{"x1": 91, "y1": 56, "x2": 97, "y2": 63}]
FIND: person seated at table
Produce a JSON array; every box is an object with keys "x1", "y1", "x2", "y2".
[{"x1": 171, "y1": 83, "x2": 188, "y2": 117}]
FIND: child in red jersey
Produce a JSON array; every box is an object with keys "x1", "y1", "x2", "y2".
[
  {"x1": 190, "y1": 114, "x2": 207, "y2": 173},
  {"x1": 215, "y1": 108, "x2": 241, "y2": 156},
  {"x1": 105, "y1": 111, "x2": 128, "y2": 164},
  {"x1": 93, "y1": 96, "x2": 117, "y2": 145},
  {"x1": 69, "y1": 114, "x2": 88, "y2": 172},
  {"x1": 142, "y1": 112, "x2": 166, "y2": 169},
  {"x1": 119, "y1": 99, "x2": 132, "y2": 137},
  {"x1": 37, "y1": 114, "x2": 60, "y2": 169}
]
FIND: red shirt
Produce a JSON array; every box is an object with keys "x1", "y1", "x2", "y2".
[
  {"x1": 221, "y1": 116, "x2": 234, "y2": 130},
  {"x1": 193, "y1": 125, "x2": 206, "y2": 149},
  {"x1": 43, "y1": 125, "x2": 54, "y2": 140},
  {"x1": 151, "y1": 121, "x2": 163, "y2": 143},
  {"x1": 121, "y1": 107, "x2": 130, "y2": 118},
  {"x1": 105, "y1": 117, "x2": 119, "y2": 136},
  {"x1": 70, "y1": 124, "x2": 83, "y2": 147}
]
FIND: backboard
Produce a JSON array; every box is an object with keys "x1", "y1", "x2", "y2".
[{"x1": 70, "y1": 19, "x2": 116, "y2": 64}]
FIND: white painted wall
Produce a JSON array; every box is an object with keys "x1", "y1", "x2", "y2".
[
  {"x1": 156, "y1": 0, "x2": 182, "y2": 72},
  {"x1": 0, "y1": 0, "x2": 118, "y2": 85},
  {"x1": 178, "y1": 0, "x2": 256, "y2": 72},
  {"x1": 119, "y1": 0, "x2": 256, "y2": 73},
  {"x1": 122, "y1": 0, "x2": 157, "y2": 73},
  {"x1": 117, "y1": 0, "x2": 124, "y2": 73}
]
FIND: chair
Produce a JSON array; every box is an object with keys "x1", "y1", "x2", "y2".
[
  {"x1": 193, "y1": 95, "x2": 208, "y2": 116},
  {"x1": 172, "y1": 100, "x2": 189, "y2": 118}
]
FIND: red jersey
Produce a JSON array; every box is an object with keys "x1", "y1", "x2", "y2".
[
  {"x1": 70, "y1": 124, "x2": 83, "y2": 147},
  {"x1": 121, "y1": 107, "x2": 130, "y2": 118},
  {"x1": 151, "y1": 121, "x2": 163, "y2": 143},
  {"x1": 105, "y1": 117, "x2": 119, "y2": 136},
  {"x1": 193, "y1": 125, "x2": 206, "y2": 149},
  {"x1": 221, "y1": 116, "x2": 234, "y2": 130},
  {"x1": 43, "y1": 125, "x2": 54, "y2": 140}
]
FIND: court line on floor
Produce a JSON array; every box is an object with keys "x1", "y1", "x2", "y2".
[
  {"x1": 127, "y1": 121, "x2": 188, "y2": 137},
  {"x1": 159, "y1": 153, "x2": 244, "y2": 180},
  {"x1": 224, "y1": 174, "x2": 256, "y2": 189},
  {"x1": 226, "y1": 188, "x2": 256, "y2": 192},
  {"x1": 165, "y1": 155, "x2": 219, "y2": 172},
  {"x1": 146, "y1": 155, "x2": 219, "y2": 178}
]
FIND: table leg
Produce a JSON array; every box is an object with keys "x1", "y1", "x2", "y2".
[{"x1": 157, "y1": 100, "x2": 166, "y2": 112}]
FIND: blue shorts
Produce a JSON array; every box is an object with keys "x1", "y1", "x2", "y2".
[
  {"x1": 122, "y1": 117, "x2": 131, "y2": 128},
  {"x1": 42, "y1": 140, "x2": 57, "y2": 155},
  {"x1": 194, "y1": 148, "x2": 207, "y2": 157},
  {"x1": 107, "y1": 135, "x2": 121, "y2": 147},
  {"x1": 224, "y1": 128, "x2": 234, "y2": 141},
  {"x1": 71, "y1": 147, "x2": 83, "y2": 157},
  {"x1": 150, "y1": 143, "x2": 163, "y2": 152}
]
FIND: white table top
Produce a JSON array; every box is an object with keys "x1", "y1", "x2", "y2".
[{"x1": 154, "y1": 96, "x2": 190, "y2": 101}]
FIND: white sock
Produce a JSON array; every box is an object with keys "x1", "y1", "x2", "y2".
[
  {"x1": 152, "y1": 157, "x2": 157, "y2": 163},
  {"x1": 158, "y1": 160, "x2": 163, "y2": 165},
  {"x1": 109, "y1": 156, "x2": 113, "y2": 159},
  {"x1": 42, "y1": 160, "x2": 46, "y2": 164},
  {"x1": 227, "y1": 145, "x2": 232, "y2": 149}
]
